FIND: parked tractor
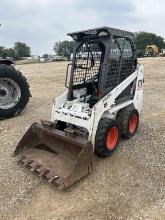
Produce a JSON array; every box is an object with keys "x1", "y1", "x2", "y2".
[{"x1": 0, "y1": 59, "x2": 31, "y2": 119}]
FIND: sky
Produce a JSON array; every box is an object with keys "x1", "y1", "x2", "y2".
[{"x1": 0, "y1": 0, "x2": 164, "y2": 55}]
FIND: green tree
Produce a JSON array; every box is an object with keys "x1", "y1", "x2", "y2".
[
  {"x1": 42, "y1": 53, "x2": 49, "y2": 61},
  {"x1": 0, "y1": 46, "x2": 5, "y2": 57},
  {"x1": 3, "y1": 48, "x2": 15, "y2": 58},
  {"x1": 53, "y1": 41, "x2": 74, "y2": 60},
  {"x1": 0, "y1": 47, "x2": 15, "y2": 58},
  {"x1": 135, "y1": 32, "x2": 165, "y2": 51},
  {"x1": 14, "y1": 41, "x2": 31, "y2": 59}
]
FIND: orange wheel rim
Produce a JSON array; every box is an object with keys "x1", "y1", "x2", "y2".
[
  {"x1": 129, "y1": 115, "x2": 138, "y2": 134},
  {"x1": 106, "y1": 127, "x2": 119, "y2": 150}
]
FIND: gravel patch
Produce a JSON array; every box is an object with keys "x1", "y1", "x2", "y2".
[{"x1": 0, "y1": 59, "x2": 165, "y2": 219}]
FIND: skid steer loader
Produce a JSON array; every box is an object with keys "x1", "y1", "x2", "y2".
[{"x1": 14, "y1": 27, "x2": 144, "y2": 190}]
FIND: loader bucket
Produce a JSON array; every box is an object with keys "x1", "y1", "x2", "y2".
[{"x1": 14, "y1": 122, "x2": 93, "y2": 190}]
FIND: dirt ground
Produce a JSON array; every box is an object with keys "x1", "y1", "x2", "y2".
[{"x1": 0, "y1": 58, "x2": 165, "y2": 220}]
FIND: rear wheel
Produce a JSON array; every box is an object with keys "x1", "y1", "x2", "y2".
[
  {"x1": 0, "y1": 64, "x2": 31, "y2": 119},
  {"x1": 95, "y1": 118, "x2": 120, "y2": 156},
  {"x1": 117, "y1": 106, "x2": 139, "y2": 139}
]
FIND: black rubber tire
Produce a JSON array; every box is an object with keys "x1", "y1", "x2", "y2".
[
  {"x1": 95, "y1": 118, "x2": 120, "y2": 157},
  {"x1": 0, "y1": 64, "x2": 31, "y2": 119},
  {"x1": 117, "y1": 105, "x2": 139, "y2": 139}
]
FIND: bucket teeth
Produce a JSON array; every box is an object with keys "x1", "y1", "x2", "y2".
[
  {"x1": 55, "y1": 177, "x2": 64, "y2": 185},
  {"x1": 29, "y1": 161, "x2": 38, "y2": 167},
  {"x1": 39, "y1": 170, "x2": 49, "y2": 177},
  {"x1": 18, "y1": 156, "x2": 63, "y2": 186},
  {"x1": 21, "y1": 158, "x2": 33, "y2": 167},
  {"x1": 18, "y1": 156, "x2": 26, "y2": 163},
  {"x1": 36, "y1": 167, "x2": 49, "y2": 177},
  {"x1": 47, "y1": 176, "x2": 59, "y2": 183},
  {"x1": 45, "y1": 172, "x2": 53, "y2": 179},
  {"x1": 45, "y1": 172, "x2": 59, "y2": 183},
  {"x1": 30, "y1": 165, "x2": 41, "y2": 172},
  {"x1": 29, "y1": 162, "x2": 41, "y2": 172}
]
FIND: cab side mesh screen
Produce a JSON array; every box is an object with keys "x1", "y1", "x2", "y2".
[
  {"x1": 105, "y1": 37, "x2": 135, "y2": 91},
  {"x1": 119, "y1": 39, "x2": 135, "y2": 83},
  {"x1": 105, "y1": 37, "x2": 122, "y2": 90},
  {"x1": 72, "y1": 42, "x2": 103, "y2": 86}
]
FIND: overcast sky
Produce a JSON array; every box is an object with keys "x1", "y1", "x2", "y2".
[{"x1": 0, "y1": 0, "x2": 164, "y2": 55}]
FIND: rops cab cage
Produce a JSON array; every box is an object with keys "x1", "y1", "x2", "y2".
[{"x1": 66, "y1": 27, "x2": 137, "y2": 104}]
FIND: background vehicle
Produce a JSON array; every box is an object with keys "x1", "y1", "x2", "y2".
[
  {"x1": 159, "y1": 49, "x2": 165, "y2": 57},
  {"x1": 144, "y1": 45, "x2": 159, "y2": 57},
  {"x1": 14, "y1": 27, "x2": 144, "y2": 190},
  {"x1": 51, "y1": 55, "x2": 67, "y2": 62}
]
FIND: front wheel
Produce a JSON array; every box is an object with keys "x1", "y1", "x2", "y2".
[
  {"x1": 0, "y1": 65, "x2": 31, "y2": 119},
  {"x1": 95, "y1": 118, "x2": 120, "y2": 156},
  {"x1": 117, "y1": 106, "x2": 139, "y2": 139}
]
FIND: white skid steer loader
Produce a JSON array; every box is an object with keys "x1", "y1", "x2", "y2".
[{"x1": 14, "y1": 27, "x2": 144, "y2": 190}]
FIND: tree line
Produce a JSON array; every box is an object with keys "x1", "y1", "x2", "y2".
[
  {"x1": 0, "y1": 42, "x2": 31, "y2": 60},
  {"x1": 135, "y1": 32, "x2": 165, "y2": 52},
  {"x1": 53, "y1": 32, "x2": 165, "y2": 59},
  {"x1": 1, "y1": 31, "x2": 164, "y2": 60}
]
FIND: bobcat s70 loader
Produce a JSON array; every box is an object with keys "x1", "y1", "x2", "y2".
[{"x1": 14, "y1": 27, "x2": 144, "y2": 190}]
